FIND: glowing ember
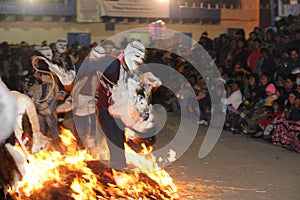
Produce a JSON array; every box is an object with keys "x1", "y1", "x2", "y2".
[{"x1": 10, "y1": 128, "x2": 178, "y2": 199}]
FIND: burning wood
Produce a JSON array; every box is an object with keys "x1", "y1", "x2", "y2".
[{"x1": 8, "y1": 128, "x2": 178, "y2": 200}]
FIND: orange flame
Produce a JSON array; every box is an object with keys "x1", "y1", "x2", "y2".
[{"x1": 14, "y1": 128, "x2": 178, "y2": 199}]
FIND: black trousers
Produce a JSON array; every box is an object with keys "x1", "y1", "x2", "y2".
[{"x1": 97, "y1": 108, "x2": 126, "y2": 171}]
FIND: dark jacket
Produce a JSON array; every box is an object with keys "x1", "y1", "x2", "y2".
[{"x1": 96, "y1": 56, "x2": 121, "y2": 109}]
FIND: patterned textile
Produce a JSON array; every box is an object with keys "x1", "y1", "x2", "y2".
[
  {"x1": 273, "y1": 117, "x2": 300, "y2": 153},
  {"x1": 229, "y1": 99, "x2": 265, "y2": 130}
]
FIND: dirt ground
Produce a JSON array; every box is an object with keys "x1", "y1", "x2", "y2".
[
  {"x1": 62, "y1": 111, "x2": 299, "y2": 200},
  {"x1": 158, "y1": 113, "x2": 300, "y2": 200}
]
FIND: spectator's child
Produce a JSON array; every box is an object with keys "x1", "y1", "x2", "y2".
[
  {"x1": 242, "y1": 83, "x2": 278, "y2": 134},
  {"x1": 223, "y1": 80, "x2": 243, "y2": 113},
  {"x1": 251, "y1": 98, "x2": 285, "y2": 138}
]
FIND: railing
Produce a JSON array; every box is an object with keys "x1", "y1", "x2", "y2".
[{"x1": 177, "y1": 0, "x2": 242, "y2": 9}]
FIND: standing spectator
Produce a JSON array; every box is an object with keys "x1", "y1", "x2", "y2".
[
  {"x1": 8, "y1": 55, "x2": 22, "y2": 91},
  {"x1": 253, "y1": 26, "x2": 264, "y2": 40},
  {"x1": 263, "y1": 28, "x2": 274, "y2": 43},
  {"x1": 247, "y1": 31, "x2": 258, "y2": 52},
  {"x1": 215, "y1": 33, "x2": 229, "y2": 66},
  {"x1": 256, "y1": 47, "x2": 276, "y2": 77},
  {"x1": 223, "y1": 37, "x2": 238, "y2": 71},
  {"x1": 232, "y1": 38, "x2": 250, "y2": 69},
  {"x1": 247, "y1": 38, "x2": 262, "y2": 73},
  {"x1": 198, "y1": 31, "x2": 213, "y2": 53},
  {"x1": 272, "y1": 33, "x2": 286, "y2": 56},
  {"x1": 0, "y1": 47, "x2": 10, "y2": 87},
  {"x1": 287, "y1": 28, "x2": 300, "y2": 53}
]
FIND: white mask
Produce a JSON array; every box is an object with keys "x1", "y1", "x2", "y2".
[
  {"x1": 124, "y1": 41, "x2": 145, "y2": 71},
  {"x1": 89, "y1": 45, "x2": 106, "y2": 59},
  {"x1": 39, "y1": 46, "x2": 53, "y2": 60},
  {"x1": 56, "y1": 39, "x2": 67, "y2": 53}
]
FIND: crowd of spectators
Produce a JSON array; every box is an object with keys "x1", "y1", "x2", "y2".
[{"x1": 0, "y1": 15, "x2": 300, "y2": 153}]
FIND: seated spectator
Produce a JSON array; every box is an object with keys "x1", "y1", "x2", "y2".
[
  {"x1": 210, "y1": 84, "x2": 226, "y2": 127},
  {"x1": 226, "y1": 80, "x2": 264, "y2": 134},
  {"x1": 196, "y1": 86, "x2": 211, "y2": 125},
  {"x1": 251, "y1": 98, "x2": 285, "y2": 138},
  {"x1": 281, "y1": 74, "x2": 297, "y2": 99},
  {"x1": 246, "y1": 73, "x2": 260, "y2": 102},
  {"x1": 272, "y1": 91, "x2": 300, "y2": 152},
  {"x1": 256, "y1": 47, "x2": 276, "y2": 78},
  {"x1": 223, "y1": 80, "x2": 243, "y2": 130},
  {"x1": 259, "y1": 72, "x2": 274, "y2": 98},
  {"x1": 225, "y1": 79, "x2": 233, "y2": 97},
  {"x1": 242, "y1": 83, "x2": 278, "y2": 134},
  {"x1": 284, "y1": 47, "x2": 300, "y2": 76},
  {"x1": 274, "y1": 71, "x2": 286, "y2": 94},
  {"x1": 223, "y1": 80, "x2": 243, "y2": 113}
]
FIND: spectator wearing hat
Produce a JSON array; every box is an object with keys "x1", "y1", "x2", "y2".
[
  {"x1": 198, "y1": 31, "x2": 213, "y2": 52},
  {"x1": 264, "y1": 83, "x2": 278, "y2": 107}
]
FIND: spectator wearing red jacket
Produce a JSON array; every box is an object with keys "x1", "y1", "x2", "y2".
[{"x1": 247, "y1": 38, "x2": 262, "y2": 73}]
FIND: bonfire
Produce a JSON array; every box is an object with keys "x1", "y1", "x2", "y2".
[{"x1": 9, "y1": 128, "x2": 178, "y2": 200}]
